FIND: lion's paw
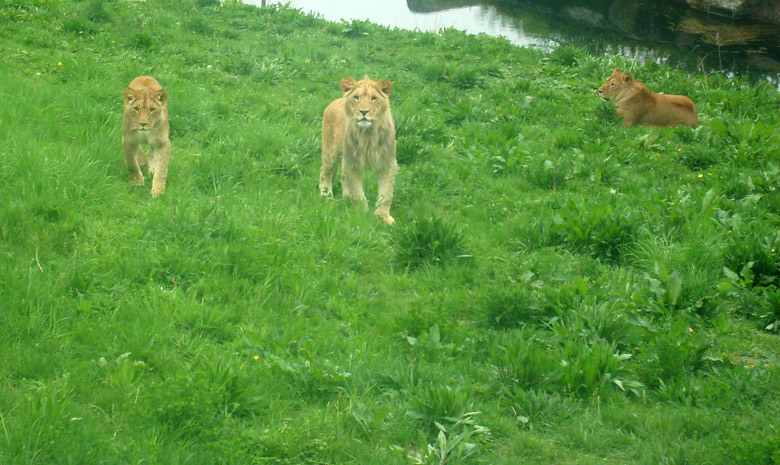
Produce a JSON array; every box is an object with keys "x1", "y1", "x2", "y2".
[
  {"x1": 129, "y1": 176, "x2": 145, "y2": 186},
  {"x1": 151, "y1": 186, "x2": 165, "y2": 198}
]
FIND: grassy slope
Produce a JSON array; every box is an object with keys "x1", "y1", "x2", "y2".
[{"x1": 1, "y1": 0, "x2": 780, "y2": 464}]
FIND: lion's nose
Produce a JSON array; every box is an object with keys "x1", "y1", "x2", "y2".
[{"x1": 359, "y1": 110, "x2": 369, "y2": 117}]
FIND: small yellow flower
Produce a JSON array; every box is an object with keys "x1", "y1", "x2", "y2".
[
  {"x1": 697, "y1": 174, "x2": 704, "y2": 178},
  {"x1": 57, "y1": 62, "x2": 62, "y2": 66},
  {"x1": 36, "y1": 72, "x2": 41, "y2": 76},
  {"x1": 677, "y1": 147, "x2": 682, "y2": 152},
  {"x1": 253, "y1": 355, "x2": 260, "y2": 360},
  {"x1": 656, "y1": 153, "x2": 661, "y2": 158}
]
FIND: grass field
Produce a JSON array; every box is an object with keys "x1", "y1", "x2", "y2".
[{"x1": 1, "y1": 0, "x2": 780, "y2": 464}]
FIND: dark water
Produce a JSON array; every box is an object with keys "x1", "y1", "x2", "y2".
[{"x1": 248, "y1": 0, "x2": 780, "y2": 87}]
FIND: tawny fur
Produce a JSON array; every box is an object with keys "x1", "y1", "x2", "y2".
[
  {"x1": 319, "y1": 75, "x2": 398, "y2": 225},
  {"x1": 598, "y1": 68, "x2": 697, "y2": 128},
  {"x1": 122, "y1": 76, "x2": 171, "y2": 198}
]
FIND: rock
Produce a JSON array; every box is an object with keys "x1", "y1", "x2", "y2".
[
  {"x1": 674, "y1": 0, "x2": 780, "y2": 24},
  {"x1": 563, "y1": 6, "x2": 605, "y2": 26},
  {"x1": 407, "y1": 0, "x2": 481, "y2": 13}
]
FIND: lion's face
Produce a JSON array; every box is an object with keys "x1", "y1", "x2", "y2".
[
  {"x1": 598, "y1": 68, "x2": 633, "y2": 101},
  {"x1": 340, "y1": 76, "x2": 393, "y2": 129},
  {"x1": 124, "y1": 88, "x2": 167, "y2": 133}
]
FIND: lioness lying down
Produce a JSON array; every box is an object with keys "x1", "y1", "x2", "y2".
[
  {"x1": 319, "y1": 75, "x2": 398, "y2": 225},
  {"x1": 598, "y1": 68, "x2": 697, "y2": 128},
  {"x1": 122, "y1": 76, "x2": 171, "y2": 197}
]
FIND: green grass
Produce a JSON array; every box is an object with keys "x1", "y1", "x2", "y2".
[{"x1": 1, "y1": 0, "x2": 780, "y2": 464}]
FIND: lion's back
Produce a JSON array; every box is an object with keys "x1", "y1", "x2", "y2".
[{"x1": 645, "y1": 91, "x2": 698, "y2": 128}]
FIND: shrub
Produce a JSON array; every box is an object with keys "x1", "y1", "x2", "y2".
[
  {"x1": 129, "y1": 31, "x2": 156, "y2": 50},
  {"x1": 481, "y1": 285, "x2": 545, "y2": 329},
  {"x1": 524, "y1": 155, "x2": 571, "y2": 190},
  {"x1": 759, "y1": 288, "x2": 780, "y2": 332},
  {"x1": 548, "y1": 45, "x2": 584, "y2": 67},
  {"x1": 406, "y1": 411, "x2": 491, "y2": 465},
  {"x1": 407, "y1": 385, "x2": 472, "y2": 433},
  {"x1": 504, "y1": 387, "x2": 580, "y2": 430},
  {"x1": 85, "y1": 0, "x2": 110, "y2": 23},
  {"x1": 491, "y1": 333, "x2": 561, "y2": 390},
  {"x1": 635, "y1": 318, "x2": 718, "y2": 389},
  {"x1": 724, "y1": 229, "x2": 780, "y2": 287},
  {"x1": 553, "y1": 300, "x2": 634, "y2": 349},
  {"x1": 558, "y1": 338, "x2": 642, "y2": 397},
  {"x1": 262, "y1": 353, "x2": 351, "y2": 400},
  {"x1": 392, "y1": 214, "x2": 469, "y2": 269},
  {"x1": 553, "y1": 200, "x2": 640, "y2": 263}
]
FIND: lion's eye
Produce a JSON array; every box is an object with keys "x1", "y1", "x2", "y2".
[
  {"x1": 353, "y1": 95, "x2": 360, "y2": 101},
  {"x1": 371, "y1": 96, "x2": 377, "y2": 102},
  {"x1": 149, "y1": 108, "x2": 156, "y2": 113},
  {"x1": 133, "y1": 106, "x2": 140, "y2": 112}
]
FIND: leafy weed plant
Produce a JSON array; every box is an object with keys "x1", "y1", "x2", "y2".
[
  {"x1": 553, "y1": 200, "x2": 640, "y2": 263},
  {"x1": 392, "y1": 213, "x2": 469, "y2": 269}
]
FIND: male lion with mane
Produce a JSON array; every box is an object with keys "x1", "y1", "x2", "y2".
[
  {"x1": 598, "y1": 68, "x2": 697, "y2": 128},
  {"x1": 319, "y1": 75, "x2": 398, "y2": 225},
  {"x1": 123, "y1": 76, "x2": 171, "y2": 198}
]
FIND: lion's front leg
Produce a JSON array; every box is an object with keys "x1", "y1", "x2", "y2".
[
  {"x1": 123, "y1": 138, "x2": 145, "y2": 186},
  {"x1": 319, "y1": 148, "x2": 341, "y2": 197},
  {"x1": 375, "y1": 158, "x2": 397, "y2": 225},
  {"x1": 149, "y1": 139, "x2": 171, "y2": 198},
  {"x1": 616, "y1": 106, "x2": 636, "y2": 127},
  {"x1": 341, "y1": 157, "x2": 368, "y2": 211}
]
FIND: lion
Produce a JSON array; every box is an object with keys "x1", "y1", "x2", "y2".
[
  {"x1": 122, "y1": 76, "x2": 170, "y2": 198},
  {"x1": 319, "y1": 75, "x2": 398, "y2": 225},
  {"x1": 598, "y1": 68, "x2": 697, "y2": 128}
]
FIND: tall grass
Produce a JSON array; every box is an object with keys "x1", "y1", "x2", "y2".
[{"x1": 1, "y1": 1, "x2": 779, "y2": 464}]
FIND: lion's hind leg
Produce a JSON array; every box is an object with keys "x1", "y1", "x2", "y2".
[
  {"x1": 375, "y1": 159, "x2": 397, "y2": 225},
  {"x1": 341, "y1": 157, "x2": 368, "y2": 211},
  {"x1": 149, "y1": 139, "x2": 171, "y2": 198}
]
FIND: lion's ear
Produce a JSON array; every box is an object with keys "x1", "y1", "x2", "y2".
[
  {"x1": 377, "y1": 79, "x2": 393, "y2": 96},
  {"x1": 622, "y1": 73, "x2": 632, "y2": 83},
  {"x1": 613, "y1": 67, "x2": 621, "y2": 74},
  {"x1": 340, "y1": 78, "x2": 357, "y2": 95},
  {"x1": 157, "y1": 89, "x2": 168, "y2": 104},
  {"x1": 124, "y1": 88, "x2": 136, "y2": 103}
]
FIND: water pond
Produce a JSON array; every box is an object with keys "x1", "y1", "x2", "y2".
[{"x1": 248, "y1": 0, "x2": 780, "y2": 87}]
